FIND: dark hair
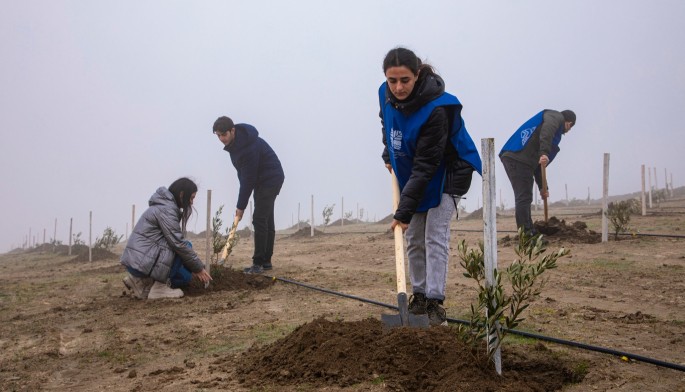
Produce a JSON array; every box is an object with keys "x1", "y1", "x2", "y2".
[
  {"x1": 382, "y1": 47, "x2": 436, "y2": 76},
  {"x1": 168, "y1": 177, "x2": 198, "y2": 233},
  {"x1": 561, "y1": 110, "x2": 576, "y2": 126},
  {"x1": 213, "y1": 116, "x2": 234, "y2": 134}
]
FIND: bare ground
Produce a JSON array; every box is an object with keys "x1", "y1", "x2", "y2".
[{"x1": 1, "y1": 199, "x2": 685, "y2": 391}]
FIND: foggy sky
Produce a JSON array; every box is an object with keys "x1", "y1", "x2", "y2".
[{"x1": 1, "y1": 0, "x2": 684, "y2": 252}]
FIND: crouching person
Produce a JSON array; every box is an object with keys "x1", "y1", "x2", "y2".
[{"x1": 121, "y1": 177, "x2": 212, "y2": 299}]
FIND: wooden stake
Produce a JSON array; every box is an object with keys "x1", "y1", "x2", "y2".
[
  {"x1": 648, "y1": 167, "x2": 653, "y2": 208},
  {"x1": 88, "y1": 211, "x2": 92, "y2": 262},
  {"x1": 482, "y1": 138, "x2": 502, "y2": 375},
  {"x1": 69, "y1": 218, "x2": 73, "y2": 256},
  {"x1": 601, "y1": 154, "x2": 610, "y2": 243},
  {"x1": 641, "y1": 165, "x2": 646, "y2": 216},
  {"x1": 205, "y1": 190, "x2": 211, "y2": 276},
  {"x1": 310, "y1": 195, "x2": 314, "y2": 237}
]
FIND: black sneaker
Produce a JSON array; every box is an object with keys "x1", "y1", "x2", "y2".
[
  {"x1": 243, "y1": 265, "x2": 264, "y2": 274},
  {"x1": 262, "y1": 263, "x2": 273, "y2": 271},
  {"x1": 408, "y1": 293, "x2": 427, "y2": 315},
  {"x1": 426, "y1": 299, "x2": 447, "y2": 326}
]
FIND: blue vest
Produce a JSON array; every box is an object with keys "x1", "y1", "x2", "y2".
[
  {"x1": 500, "y1": 110, "x2": 564, "y2": 163},
  {"x1": 379, "y1": 83, "x2": 482, "y2": 212}
]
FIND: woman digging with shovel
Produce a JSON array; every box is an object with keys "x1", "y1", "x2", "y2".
[{"x1": 379, "y1": 47, "x2": 481, "y2": 326}]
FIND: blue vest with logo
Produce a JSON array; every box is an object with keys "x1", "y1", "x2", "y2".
[
  {"x1": 500, "y1": 110, "x2": 564, "y2": 163},
  {"x1": 379, "y1": 83, "x2": 482, "y2": 212}
]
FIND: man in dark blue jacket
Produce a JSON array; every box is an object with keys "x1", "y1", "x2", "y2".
[
  {"x1": 213, "y1": 116, "x2": 285, "y2": 274},
  {"x1": 499, "y1": 109, "x2": 576, "y2": 235}
]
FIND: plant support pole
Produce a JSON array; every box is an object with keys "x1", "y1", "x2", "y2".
[
  {"x1": 648, "y1": 167, "x2": 653, "y2": 208},
  {"x1": 88, "y1": 211, "x2": 92, "y2": 262},
  {"x1": 481, "y1": 138, "x2": 502, "y2": 375},
  {"x1": 602, "y1": 153, "x2": 610, "y2": 243},
  {"x1": 205, "y1": 190, "x2": 211, "y2": 276},
  {"x1": 311, "y1": 195, "x2": 314, "y2": 237},
  {"x1": 641, "y1": 165, "x2": 646, "y2": 216},
  {"x1": 69, "y1": 218, "x2": 73, "y2": 256}
]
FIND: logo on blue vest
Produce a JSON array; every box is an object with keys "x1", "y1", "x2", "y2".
[
  {"x1": 520, "y1": 126, "x2": 535, "y2": 145},
  {"x1": 391, "y1": 128, "x2": 403, "y2": 151}
]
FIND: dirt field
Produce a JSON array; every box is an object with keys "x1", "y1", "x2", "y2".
[{"x1": 1, "y1": 198, "x2": 684, "y2": 391}]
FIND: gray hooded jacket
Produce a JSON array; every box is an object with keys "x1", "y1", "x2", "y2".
[{"x1": 120, "y1": 187, "x2": 205, "y2": 282}]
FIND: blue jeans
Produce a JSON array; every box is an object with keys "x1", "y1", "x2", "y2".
[
  {"x1": 405, "y1": 193, "x2": 459, "y2": 302},
  {"x1": 127, "y1": 241, "x2": 193, "y2": 288}
]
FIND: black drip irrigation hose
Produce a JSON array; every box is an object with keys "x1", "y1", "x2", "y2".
[
  {"x1": 267, "y1": 274, "x2": 685, "y2": 373},
  {"x1": 452, "y1": 229, "x2": 685, "y2": 239}
]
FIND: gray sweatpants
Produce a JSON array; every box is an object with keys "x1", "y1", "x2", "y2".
[{"x1": 405, "y1": 193, "x2": 460, "y2": 302}]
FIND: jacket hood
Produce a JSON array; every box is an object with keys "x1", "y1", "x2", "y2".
[
  {"x1": 149, "y1": 187, "x2": 178, "y2": 209},
  {"x1": 224, "y1": 123, "x2": 259, "y2": 153},
  {"x1": 386, "y1": 72, "x2": 446, "y2": 115}
]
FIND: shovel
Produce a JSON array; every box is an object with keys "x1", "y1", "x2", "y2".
[
  {"x1": 381, "y1": 172, "x2": 430, "y2": 328},
  {"x1": 219, "y1": 215, "x2": 241, "y2": 262},
  {"x1": 541, "y1": 163, "x2": 548, "y2": 222}
]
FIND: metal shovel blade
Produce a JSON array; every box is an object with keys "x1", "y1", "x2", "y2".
[{"x1": 381, "y1": 293, "x2": 429, "y2": 328}]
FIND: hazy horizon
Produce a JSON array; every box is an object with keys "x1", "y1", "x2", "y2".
[{"x1": 2, "y1": 1, "x2": 684, "y2": 252}]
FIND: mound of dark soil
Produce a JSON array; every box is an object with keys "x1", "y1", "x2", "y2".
[
  {"x1": 285, "y1": 227, "x2": 326, "y2": 238},
  {"x1": 377, "y1": 213, "x2": 394, "y2": 224},
  {"x1": 71, "y1": 248, "x2": 118, "y2": 262},
  {"x1": 237, "y1": 227, "x2": 252, "y2": 239},
  {"x1": 534, "y1": 217, "x2": 601, "y2": 244},
  {"x1": 184, "y1": 265, "x2": 274, "y2": 295},
  {"x1": 231, "y1": 317, "x2": 581, "y2": 391},
  {"x1": 328, "y1": 218, "x2": 363, "y2": 226},
  {"x1": 500, "y1": 217, "x2": 600, "y2": 245},
  {"x1": 463, "y1": 207, "x2": 501, "y2": 221},
  {"x1": 25, "y1": 243, "x2": 119, "y2": 262}
]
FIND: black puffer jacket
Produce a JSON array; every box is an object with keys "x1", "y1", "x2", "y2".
[{"x1": 381, "y1": 72, "x2": 474, "y2": 223}]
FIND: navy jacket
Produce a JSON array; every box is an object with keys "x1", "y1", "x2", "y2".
[{"x1": 224, "y1": 123, "x2": 285, "y2": 210}]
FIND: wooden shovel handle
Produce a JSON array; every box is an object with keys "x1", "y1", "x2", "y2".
[
  {"x1": 391, "y1": 173, "x2": 407, "y2": 295},
  {"x1": 220, "y1": 215, "x2": 241, "y2": 260},
  {"x1": 541, "y1": 164, "x2": 548, "y2": 222}
]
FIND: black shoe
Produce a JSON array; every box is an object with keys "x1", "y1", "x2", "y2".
[
  {"x1": 262, "y1": 263, "x2": 273, "y2": 271},
  {"x1": 426, "y1": 299, "x2": 447, "y2": 326},
  {"x1": 243, "y1": 265, "x2": 264, "y2": 274},
  {"x1": 408, "y1": 293, "x2": 427, "y2": 315}
]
